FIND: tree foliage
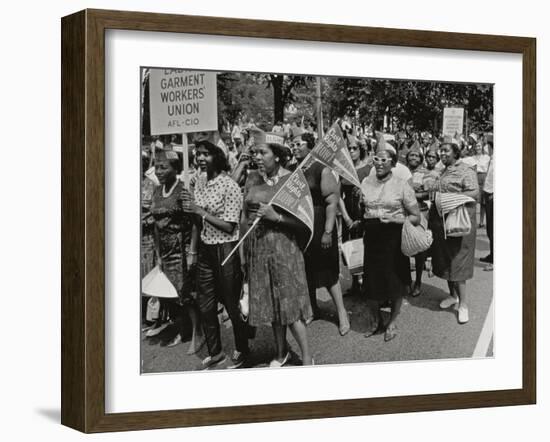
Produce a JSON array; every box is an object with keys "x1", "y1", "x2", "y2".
[
  {"x1": 325, "y1": 78, "x2": 493, "y2": 134},
  {"x1": 143, "y1": 69, "x2": 493, "y2": 137}
]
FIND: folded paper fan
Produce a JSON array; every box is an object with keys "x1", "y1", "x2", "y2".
[{"x1": 142, "y1": 266, "x2": 178, "y2": 298}]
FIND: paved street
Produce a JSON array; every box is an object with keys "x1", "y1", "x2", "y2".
[{"x1": 141, "y1": 227, "x2": 493, "y2": 373}]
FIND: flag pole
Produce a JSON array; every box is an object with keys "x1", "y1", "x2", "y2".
[
  {"x1": 221, "y1": 152, "x2": 313, "y2": 266},
  {"x1": 316, "y1": 76, "x2": 323, "y2": 140},
  {"x1": 181, "y1": 133, "x2": 190, "y2": 190}
]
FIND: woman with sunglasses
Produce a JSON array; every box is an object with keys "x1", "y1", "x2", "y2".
[
  {"x1": 360, "y1": 148, "x2": 420, "y2": 341},
  {"x1": 428, "y1": 138, "x2": 479, "y2": 324},
  {"x1": 291, "y1": 131, "x2": 351, "y2": 336},
  {"x1": 339, "y1": 136, "x2": 372, "y2": 295}
]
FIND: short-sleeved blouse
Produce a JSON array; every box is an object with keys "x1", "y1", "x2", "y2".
[
  {"x1": 409, "y1": 166, "x2": 429, "y2": 211},
  {"x1": 438, "y1": 162, "x2": 479, "y2": 198},
  {"x1": 360, "y1": 173, "x2": 418, "y2": 220},
  {"x1": 194, "y1": 173, "x2": 242, "y2": 244}
]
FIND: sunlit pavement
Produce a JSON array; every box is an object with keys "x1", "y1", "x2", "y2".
[{"x1": 141, "y1": 227, "x2": 493, "y2": 373}]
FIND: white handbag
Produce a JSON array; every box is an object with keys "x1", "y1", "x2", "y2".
[
  {"x1": 239, "y1": 282, "x2": 250, "y2": 321},
  {"x1": 341, "y1": 238, "x2": 364, "y2": 275},
  {"x1": 445, "y1": 205, "x2": 472, "y2": 237}
]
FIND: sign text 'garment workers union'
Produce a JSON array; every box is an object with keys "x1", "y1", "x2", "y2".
[
  {"x1": 442, "y1": 107, "x2": 464, "y2": 138},
  {"x1": 149, "y1": 69, "x2": 218, "y2": 135}
]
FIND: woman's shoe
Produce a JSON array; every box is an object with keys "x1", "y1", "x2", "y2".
[
  {"x1": 410, "y1": 285, "x2": 422, "y2": 297},
  {"x1": 339, "y1": 314, "x2": 351, "y2": 336},
  {"x1": 439, "y1": 296, "x2": 459, "y2": 309},
  {"x1": 187, "y1": 335, "x2": 206, "y2": 355},
  {"x1": 384, "y1": 324, "x2": 397, "y2": 342},
  {"x1": 269, "y1": 352, "x2": 290, "y2": 368},
  {"x1": 457, "y1": 305, "x2": 469, "y2": 324},
  {"x1": 166, "y1": 334, "x2": 182, "y2": 347}
]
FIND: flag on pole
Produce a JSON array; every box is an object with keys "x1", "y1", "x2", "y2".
[
  {"x1": 309, "y1": 122, "x2": 361, "y2": 187},
  {"x1": 271, "y1": 169, "x2": 315, "y2": 248}
]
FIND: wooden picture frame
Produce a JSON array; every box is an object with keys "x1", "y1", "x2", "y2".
[{"x1": 61, "y1": 9, "x2": 536, "y2": 433}]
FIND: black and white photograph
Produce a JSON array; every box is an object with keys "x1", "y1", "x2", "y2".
[{"x1": 140, "y1": 67, "x2": 494, "y2": 373}]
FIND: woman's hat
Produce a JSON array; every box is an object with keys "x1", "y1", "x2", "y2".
[
  {"x1": 440, "y1": 135, "x2": 460, "y2": 148},
  {"x1": 291, "y1": 126, "x2": 306, "y2": 140},
  {"x1": 250, "y1": 128, "x2": 285, "y2": 147},
  {"x1": 374, "y1": 131, "x2": 397, "y2": 154},
  {"x1": 347, "y1": 135, "x2": 358, "y2": 147},
  {"x1": 156, "y1": 149, "x2": 179, "y2": 162}
]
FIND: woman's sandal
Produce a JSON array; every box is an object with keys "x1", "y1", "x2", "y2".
[
  {"x1": 384, "y1": 324, "x2": 398, "y2": 342},
  {"x1": 339, "y1": 315, "x2": 351, "y2": 336}
]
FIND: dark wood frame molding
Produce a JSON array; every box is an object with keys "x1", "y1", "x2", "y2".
[{"x1": 61, "y1": 9, "x2": 536, "y2": 433}]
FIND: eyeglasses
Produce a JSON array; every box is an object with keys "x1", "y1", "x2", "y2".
[
  {"x1": 290, "y1": 142, "x2": 307, "y2": 148},
  {"x1": 373, "y1": 156, "x2": 390, "y2": 164},
  {"x1": 348, "y1": 146, "x2": 359, "y2": 151}
]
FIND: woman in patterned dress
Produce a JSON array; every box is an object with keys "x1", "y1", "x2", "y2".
[
  {"x1": 150, "y1": 149, "x2": 204, "y2": 352},
  {"x1": 428, "y1": 139, "x2": 479, "y2": 324},
  {"x1": 241, "y1": 141, "x2": 313, "y2": 367}
]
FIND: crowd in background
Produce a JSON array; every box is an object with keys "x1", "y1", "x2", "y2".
[{"x1": 141, "y1": 115, "x2": 494, "y2": 370}]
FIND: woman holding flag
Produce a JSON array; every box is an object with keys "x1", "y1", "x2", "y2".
[
  {"x1": 241, "y1": 133, "x2": 313, "y2": 367},
  {"x1": 291, "y1": 130, "x2": 351, "y2": 336}
]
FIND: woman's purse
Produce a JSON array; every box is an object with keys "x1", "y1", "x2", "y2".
[
  {"x1": 401, "y1": 215, "x2": 433, "y2": 257},
  {"x1": 444, "y1": 205, "x2": 472, "y2": 237},
  {"x1": 435, "y1": 180, "x2": 476, "y2": 239},
  {"x1": 341, "y1": 238, "x2": 364, "y2": 275},
  {"x1": 239, "y1": 282, "x2": 250, "y2": 321}
]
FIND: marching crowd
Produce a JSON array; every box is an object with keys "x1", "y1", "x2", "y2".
[{"x1": 141, "y1": 117, "x2": 494, "y2": 370}]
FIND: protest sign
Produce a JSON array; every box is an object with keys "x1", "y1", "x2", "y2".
[
  {"x1": 148, "y1": 69, "x2": 218, "y2": 135},
  {"x1": 442, "y1": 107, "x2": 464, "y2": 137},
  {"x1": 271, "y1": 169, "x2": 315, "y2": 247},
  {"x1": 309, "y1": 122, "x2": 361, "y2": 187}
]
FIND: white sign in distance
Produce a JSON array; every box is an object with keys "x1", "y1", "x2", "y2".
[
  {"x1": 442, "y1": 107, "x2": 464, "y2": 137},
  {"x1": 149, "y1": 69, "x2": 218, "y2": 135}
]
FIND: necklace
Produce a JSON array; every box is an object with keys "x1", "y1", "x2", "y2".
[
  {"x1": 162, "y1": 180, "x2": 178, "y2": 198},
  {"x1": 261, "y1": 168, "x2": 283, "y2": 186}
]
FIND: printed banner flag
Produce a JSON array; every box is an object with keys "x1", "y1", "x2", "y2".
[
  {"x1": 271, "y1": 169, "x2": 315, "y2": 247},
  {"x1": 310, "y1": 122, "x2": 362, "y2": 187}
]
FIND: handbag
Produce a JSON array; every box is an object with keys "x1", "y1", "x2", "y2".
[
  {"x1": 401, "y1": 215, "x2": 433, "y2": 257},
  {"x1": 146, "y1": 296, "x2": 160, "y2": 322},
  {"x1": 239, "y1": 282, "x2": 249, "y2": 321},
  {"x1": 444, "y1": 204, "x2": 472, "y2": 237},
  {"x1": 341, "y1": 238, "x2": 364, "y2": 275}
]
